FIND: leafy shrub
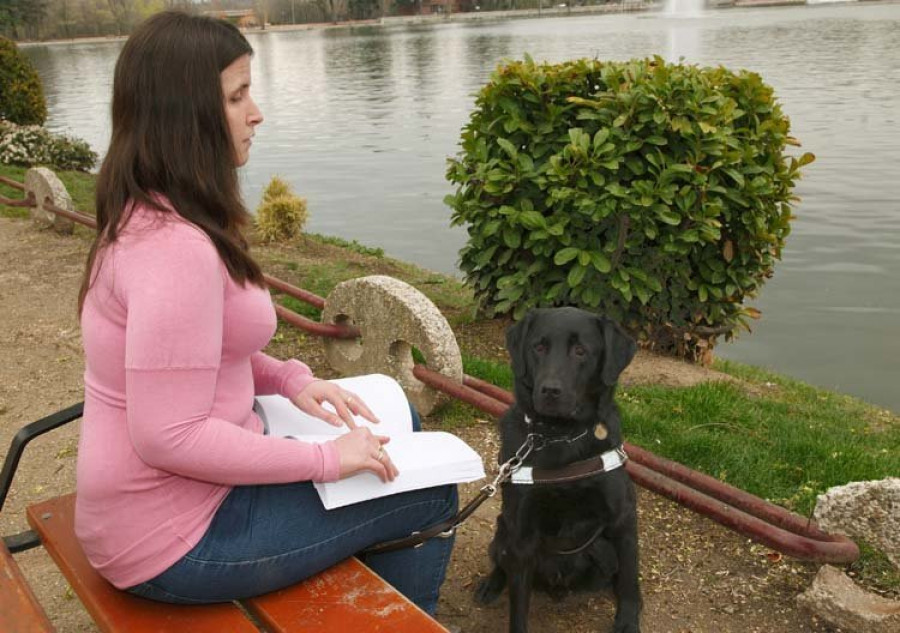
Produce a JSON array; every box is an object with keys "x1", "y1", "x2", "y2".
[
  {"x1": 0, "y1": 37, "x2": 47, "y2": 126},
  {"x1": 445, "y1": 56, "x2": 813, "y2": 359},
  {"x1": 0, "y1": 120, "x2": 97, "y2": 172},
  {"x1": 255, "y1": 176, "x2": 308, "y2": 243}
]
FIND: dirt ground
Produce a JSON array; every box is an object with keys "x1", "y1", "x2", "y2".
[{"x1": 0, "y1": 215, "x2": 844, "y2": 632}]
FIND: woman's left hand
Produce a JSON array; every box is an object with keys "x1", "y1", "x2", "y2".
[{"x1": 291, "y1": 381, "x2": 380, "y2": 430}]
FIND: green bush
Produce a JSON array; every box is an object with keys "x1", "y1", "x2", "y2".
[
  {"x1": 445, "y1": 56, "x2": 813, "y2": 359},
  {"x1": 255, "y1": 176, "x2": 308, "y2": 243},
  {"x1": 0, "y1": 120, "x2": 97, "y2": 171},
  {"x1": 0, "y1": 37, "x2": 47, "y2": 126}
]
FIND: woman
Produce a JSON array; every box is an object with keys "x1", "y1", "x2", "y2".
[{"x1": 76, "y1": 10, "x2": 457, "y2": 615}]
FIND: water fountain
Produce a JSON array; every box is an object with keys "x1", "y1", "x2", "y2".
[{"x1": 665, "y1": 0, "x2": 705, "y2": 17}]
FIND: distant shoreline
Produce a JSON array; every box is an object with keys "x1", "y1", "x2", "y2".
[
  {"x1": 15, "y1": 4, "x2": 652, "y2": 48},
  {"x1": 14, "y1": 0, "x2": 878, "y2": 47}
]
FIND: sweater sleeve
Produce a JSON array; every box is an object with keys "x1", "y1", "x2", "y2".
[
  {"x1": 251, "y1": 352, "x2": 319, "y2": 399},
  {"x1": 119, "y1": 227, "x2": 340, "y2": 484}
]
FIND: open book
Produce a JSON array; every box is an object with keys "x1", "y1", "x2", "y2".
[{"x1": 256, "y1": 374, "x2": 485, "y2": 510}]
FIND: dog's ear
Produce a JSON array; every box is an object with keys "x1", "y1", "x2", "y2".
[
  {"x1": 506, "y1": 310, "x2": 536, "y2": 381},
  {"x1": 598, "y1": 317, "x2": 637, "y2": 386}
]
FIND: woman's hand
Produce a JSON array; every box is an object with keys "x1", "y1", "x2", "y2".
[
  {"x1": 333, "y1": 428, "x2": 399, "y2": 482},
  {"x1": 291, "y1": 380, "x2": 379, "y2": 430}
]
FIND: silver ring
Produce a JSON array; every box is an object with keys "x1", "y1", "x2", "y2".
[
  {"x1": 376, "y1": 447, "x2": 385, "y2": 462},
  {"x1": 346, "y1": 396, "x2": 354, "y2": 406}
]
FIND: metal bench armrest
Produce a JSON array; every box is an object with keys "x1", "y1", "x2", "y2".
[{"x1": 1, "y1": 403, "x2": 84, "y2": 552}]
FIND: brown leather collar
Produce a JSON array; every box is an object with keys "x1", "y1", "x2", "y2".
[{"x1": 511, "y1": 445, "x2": 628, "y2": 485}]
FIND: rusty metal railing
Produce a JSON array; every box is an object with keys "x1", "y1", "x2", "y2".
[
  {"x1": 1, "y1": 174, "x2": 859, "y2": 563},
  {"x1": 0, "y1": 174, "x2": 25, "y2": 191}
]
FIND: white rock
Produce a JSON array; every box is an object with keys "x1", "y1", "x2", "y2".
[
  {"x1": 797, "y1": 565, "x2": 900, "y2": 633},
  {"x1": 814, "y1": 478, "x2": 900, "y2": 570}
]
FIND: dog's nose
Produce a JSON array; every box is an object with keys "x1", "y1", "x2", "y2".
[{"x1": 540, "y1": 383, "x2": 562, "y2": 399}]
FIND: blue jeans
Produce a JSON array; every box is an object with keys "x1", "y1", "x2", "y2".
[{"x1": 126, "y1": 407, "x2": 458, "y2": 615}]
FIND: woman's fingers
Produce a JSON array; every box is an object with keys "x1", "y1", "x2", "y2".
[
  {"x1": 332, "y1": 396, "x2": 358, "y2": 430},
  {"x1": 345, "y1": 391, "x2": 380, "y2": 425},
  {"x1": 305, "y1": 401, "x2": 348, "y2": 429},
  {"x1": 334, "y1": 429, "x2": 397, "y2": 482},
  {"x1": 370, "y1": 437, "x2": 397, "y2": 482}
]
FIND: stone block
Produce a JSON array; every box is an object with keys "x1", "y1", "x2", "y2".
[
  {"x1": 24, "y1": 167, "x2": 74, "y2": 234},
  {"x1": 797, "y1": 565, "x2": 900, "y2": 633},
  {"x1": 321, "y1": 275, "x2": 463, "y2": 416},
  {"x1": 814, "y1": 478, "x2": 900, "y2": 570}
]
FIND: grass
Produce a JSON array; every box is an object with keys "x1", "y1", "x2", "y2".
[
  {"x1": 464, "y1": 354, "x2": 513, "y2": 391},
  {"x1": 621, "y1": 379, "x2": 899, "y2": 515},
  {"x1": 0, "y1": 163, "x2": 97, "y2": 219},
  {"x1": 307, "y1": 232, "x2": 385, "y2": 258}
]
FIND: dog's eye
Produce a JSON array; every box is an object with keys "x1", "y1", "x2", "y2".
[
  {"x1": 534, "y1": 343, "x2": 547, "y2": 354},
  {"x1": 572, "y1": 344, "x2": 587, "y2": 357}
]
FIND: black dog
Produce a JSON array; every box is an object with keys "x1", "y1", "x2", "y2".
[{"x1": 475, "y1": 307, "x2": 641, "y2": 633}]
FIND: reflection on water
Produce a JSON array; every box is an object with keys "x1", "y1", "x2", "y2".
[{"x1": 22, "y1": 4, "x2": 900, "y2": 412}]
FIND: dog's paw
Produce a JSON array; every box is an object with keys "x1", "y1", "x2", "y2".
[
  {"x1": 611, "y1": 623, "x2": 640, "y2": 633},
  {"x1": 473, "y1": 571, "x2": 505, "y2": 605}
]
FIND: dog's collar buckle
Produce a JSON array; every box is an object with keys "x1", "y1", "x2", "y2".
[
  {"x1": 602, "y1": 446, "x2": 629, "y2": 472},
  {"x1": 511, "y1": 466, "x2": 535, "y2": 485}
]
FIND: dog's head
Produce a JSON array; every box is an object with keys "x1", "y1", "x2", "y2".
[{"x1": 506, "y1": 307, "x2": 637, "y2": 422}]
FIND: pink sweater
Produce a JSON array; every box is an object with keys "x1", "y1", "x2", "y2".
[{"x1": 76, "y1": 201, "x2": 341, "y2": 589}]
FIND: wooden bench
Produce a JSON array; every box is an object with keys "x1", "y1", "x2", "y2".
[
  {"x1": 1, "y1": 540, "x2": 53, "y2": 633},
  {"x1": 2, "y1": 405, "x2": 449, "y2": 633}
]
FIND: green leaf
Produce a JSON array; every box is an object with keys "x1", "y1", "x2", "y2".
[
  {"x1": 554, "y1": 247, "x2": 580, "y2": 265},
  {"x1": 547, "y1": 222, "x2": 566, "y2": 236},
  {"x1": 635, "y1": 285, "x2": 650, "y2": 305},
  {"x1": 590, "y1": 251, "x2": 612, "y2": 273},
  {"x1": 503, "y1": 227, "x2": 521, "y2": 248},
  {"x1": 497, "y1": 138, "x2": 518, "y2": 159},
  {"x1": 483, "y1": 219, "x2": 502, "y2": 236},
  {"x1": 592, "y1": 128, "x2": 610, "y2": 150},
  {"x1": 656, "y1": 206, "x2": 681, "y2": 226},
  {"x1": 723, "y1": 168, "x2": 745, "y2": 188},
  {"x1": 519, "y1": 210, "x2": 546, "y2": 230},
  {"x1": 567, "y1": 264, "x2": 588, "y2": 288},
  {"x1": 517, "y1": 153, "x2": 534, "y2": 172}
]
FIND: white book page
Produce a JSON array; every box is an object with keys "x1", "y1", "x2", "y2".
[
  {"x1": 258, "y1": 374, "x2": 413, "y2": 439},
  {"x1": 308, "y1": 432, "x2": 486, "y2": 509},
  {"x1": 257, "y1": 373, "x2": 486, "y2": 510}
]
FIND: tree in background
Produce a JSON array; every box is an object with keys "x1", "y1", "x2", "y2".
[
  {"x1": 0, "y1": 0, "x2": 50, "y2": 40},
  {"x1": 0, "y1": 36, "x2": 47, "y2": 125},
  {"x1": 2, "y1": 0, "x2": 198, "y2": 41}
]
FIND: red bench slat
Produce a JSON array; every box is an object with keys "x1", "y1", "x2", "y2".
[
  {"x1": 26, "y1": 494, "x2": 258, "y2": 633},
  {"x1": 1, "y1": 540, "x2": 54, "y2": 633},
  {"x1": 242, "y1": 556, "x2": 449, "y2": 633}
]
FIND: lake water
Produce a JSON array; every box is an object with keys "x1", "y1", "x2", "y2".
[{"x1": 21, "y1": 3, "x2": 900, "y2": 412}]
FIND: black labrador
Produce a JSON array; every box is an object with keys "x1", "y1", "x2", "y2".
[{"x1": 475, "y1": 307, "x2": 641, "y2": 633}]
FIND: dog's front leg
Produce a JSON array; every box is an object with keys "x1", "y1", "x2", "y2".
[
  {"x1": 506, "y1": 557, "x2": 534, "y2": 633},
  {"x1": 609, "y1": 528, "x2": 642, "y2": 633}
]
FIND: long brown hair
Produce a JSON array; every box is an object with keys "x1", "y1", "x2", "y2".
[{"x1": 78, "y1": 11, "x2": 263, "y2": 314}]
